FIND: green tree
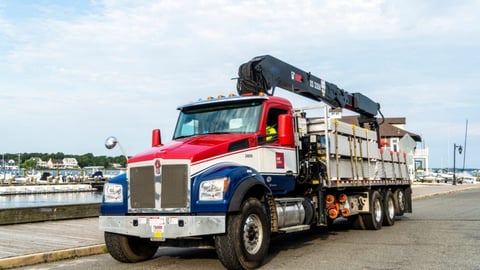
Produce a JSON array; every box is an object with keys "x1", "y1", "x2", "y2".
[{"x1": 22, "y1": 159, "x2": 37, "y2": 170}]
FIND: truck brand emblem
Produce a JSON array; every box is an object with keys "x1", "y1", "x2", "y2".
[{"x1": 154, "y1": 160, "x2": 161, "y2": 176}]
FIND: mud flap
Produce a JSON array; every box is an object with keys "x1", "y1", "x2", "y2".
[
  {"x1": 317, "y1": 188, "x2": 328, "y2": 226},
  {"x1": 405, "y1": 187, "x2": 413, "y2": 213}
]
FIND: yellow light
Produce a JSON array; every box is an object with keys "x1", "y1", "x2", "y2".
[{"x1": 223, "y1": 179, "x2": 230, "y2": 192}]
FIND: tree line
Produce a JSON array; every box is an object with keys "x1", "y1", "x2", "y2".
[{"x1": 1, "y1": 152, "x2": 127, "y2": 169}]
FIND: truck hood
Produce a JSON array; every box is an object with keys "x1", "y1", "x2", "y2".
[{"x1": 128, "y1": 134, "x2": 255, "y2": 164}]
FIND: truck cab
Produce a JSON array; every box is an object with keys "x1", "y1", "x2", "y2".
[{"x1": 100, "y1": 94, "x2": 307, "y2": 269}]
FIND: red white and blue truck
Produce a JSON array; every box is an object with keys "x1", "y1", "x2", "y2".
[{"x1": 99, "y1": 55, "x2": 412, "y2": 269}]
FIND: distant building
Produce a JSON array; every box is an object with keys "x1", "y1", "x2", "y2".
[
  {"x1": 47, "y1": 159, "x2": 64, "y2": 169},
  {"x1": 2, "y1": 159, "x2": 19, "y2": 170},
  {"x1": 31, "y1": 157, "x2": 48, "y2": 169},
  {"x1": 414, "y1": 148, "x2": 429, "y2": 174},
  {"x1": 63, "y1": 158, "x2": 79, "y2": 169},
  {"x1": 46, "y1": 158, "x2": 79, "y2": 169},
  {"x1": 111, "y1": 163, "x2": 123, "y2": 169}
]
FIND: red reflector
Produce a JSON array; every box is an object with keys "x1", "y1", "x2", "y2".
[
  {"x1": 293, "y1": 73, "x2": 302, "y2": 82},
  {"x1": 275, "y1": 152, "x2": 285, "y2": 169}
]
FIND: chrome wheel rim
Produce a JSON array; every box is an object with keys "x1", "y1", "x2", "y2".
[
  {"x1": 374, "y1": 198, "x2": 382, "y2": 223},
  {"x1": 387, "y1": 197, "x2": 395, "y2": 220},
  {"x1": 243, "y1": 214, "x2": 263, "y2": 254},
  {"x1": 397, "y1": 191, "x2": 405, "y2": 211}
]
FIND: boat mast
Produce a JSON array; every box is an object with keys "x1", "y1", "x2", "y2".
[{"x1": 462, "y1": 119, "x2": 468, "y2": 172}]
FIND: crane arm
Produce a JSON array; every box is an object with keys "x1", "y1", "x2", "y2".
[{"x1": 237, "y1": 55, "x2": 383, "y2": 130}]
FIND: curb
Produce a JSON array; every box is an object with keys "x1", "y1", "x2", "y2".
[
  {"x1": 412, "y1": 185, "x2": 480, "y2": 201},
  {"x1": 0, "y1": 244, "x2": 106, "y2": 269}
]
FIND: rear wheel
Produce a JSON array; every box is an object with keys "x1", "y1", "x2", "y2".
[
  {"x1": 104, "y1": 232, "x2": 159, "y2": 263},
  {"x1": 215, "y1": 197, "x2": 270, "y2": 270},
  {"x1": 383, "y1": 190, "x2": 395, "y2": 226},
  {"x1": 359, "y1": 190, "x2": 383, "y2": 230},
  {"x1": 393, "y1": 189, "x2": 406, "y2": 216}
]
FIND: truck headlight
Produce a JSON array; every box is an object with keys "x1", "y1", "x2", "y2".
[
  {"x1": 103, "y1": 183, "x2": 123, "y2": 203},
  {"x1": 199, "y1": 177, "x2": 229, "y2": 201}
]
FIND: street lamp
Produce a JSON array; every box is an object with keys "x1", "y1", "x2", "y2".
[{"x1": 453, "y1": 143, "x2": 463, "y2": 185}]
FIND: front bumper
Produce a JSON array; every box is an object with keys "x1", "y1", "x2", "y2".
[{"x1": 99, "y1": 215, "x2": 226, "y2": 241}]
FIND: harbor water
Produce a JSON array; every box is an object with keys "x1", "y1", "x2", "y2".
[
  {"x1": 0, "y1": 191, "x2": 103, "y2": 209},
  {"x1": 0, "y1": 168, "x2": 119, "y2": 209}
]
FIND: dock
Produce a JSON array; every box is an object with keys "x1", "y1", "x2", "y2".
[{"x1": 0, "y1": 184, "x2": 96, "y2": 195}]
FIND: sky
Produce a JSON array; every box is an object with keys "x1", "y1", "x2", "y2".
[{"x1": 0, "y1": 0, "x2": 479, "y2": 169}]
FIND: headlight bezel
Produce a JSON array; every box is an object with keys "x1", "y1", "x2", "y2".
[
  {"x1": 103, "y1": 183, "x2": 123, "y2": 203},
  {"x1": 199, "y1": 177, "x2": 229, "y2": 201}
]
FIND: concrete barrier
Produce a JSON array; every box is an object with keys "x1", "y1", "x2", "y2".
[{"x1": 0, "y1": 203, "x2": 100, "y2": 225}]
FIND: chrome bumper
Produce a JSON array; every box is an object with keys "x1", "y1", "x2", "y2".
[{"x1": 99, "y1": 215, "x2": 226, "y2": 241}]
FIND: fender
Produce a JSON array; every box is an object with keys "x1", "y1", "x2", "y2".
[
  {"x1": 191, "y1": 162, "x2": 271, "y2": 213},
  {"x1": 227, "y1": 177, "x2": 271, "y2": 212},
  {"x1": 100, "y1": 173, "x2": 128, "y2": 215}
]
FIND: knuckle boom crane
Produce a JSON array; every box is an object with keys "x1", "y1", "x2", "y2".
[{"x1": 237, "y1": 55, "x2": 384, "y2": 144}]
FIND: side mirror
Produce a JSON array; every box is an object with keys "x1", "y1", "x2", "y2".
[
  {"x1": 104, "y1": 136, "x2": 128, "y2": 162},
  {"x1": 105, "y1": 136, "x2": 118, "y2": 149},
  {"x1": 277, "y1": 114, "x2": 294, "y2": 147}
]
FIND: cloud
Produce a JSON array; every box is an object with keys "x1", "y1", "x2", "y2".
[{"x1": 0, "y1": 0, "x2": 479, "y2": 168}]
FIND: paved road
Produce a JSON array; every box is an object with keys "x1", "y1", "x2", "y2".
[
  {"x1": 13, "y1": 187, "x2": 480, "y2": 270},
  {"x1": 0, "y1": 184, "x2": 480, "y2": 269}
]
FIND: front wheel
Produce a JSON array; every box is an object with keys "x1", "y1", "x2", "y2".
[
  {"x1": 104, "y1": 232, "x2": 159, "y2": 263},
  {"x1": 215, "y1": 197, "x2": 270, "y2": 270}
]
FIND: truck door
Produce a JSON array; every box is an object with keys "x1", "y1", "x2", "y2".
[{"x1": 260, "y1": 107, "x2": 297, "y2": 194}]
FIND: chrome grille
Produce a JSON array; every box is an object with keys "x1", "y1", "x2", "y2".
[
  {"x1": 129, "y1": 163, "x2": 189, "y2": 211},
  {"x1": 161, "y1": 164, "x2": 188, "y2": 208},
  {"x1": 130, "y1": 165, "x2": 155, "y2": 208}
]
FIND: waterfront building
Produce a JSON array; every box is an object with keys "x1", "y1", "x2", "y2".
[
  {"x1": 62, "y1": 158, "x2": 79, "y2": 169},
  {"x1": 46, "y1": 158, "x2": 79, "y2": 169},
  {"x1": 30, "y1": 157, "x2": 48, "y2": 169}
]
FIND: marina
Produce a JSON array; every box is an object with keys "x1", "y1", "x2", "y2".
[
  {"x1": 0, "y1": 169, "x2": 111, "y2": 208},
  {"x1": 0, "y1": 168, "x2": 123, "y2": 185},
  {"x1": 0, "y1": 184, "x2": 96, "y2": 195},
  {"x1": 0, "y1": 190, "x2": 102, "y2": 209},
  {"x1": 0, "y1": 167, "x2": 107, "y2": 224}
]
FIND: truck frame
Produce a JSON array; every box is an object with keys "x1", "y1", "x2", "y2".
[{"x1": 99, "y1": 55, "x2": 412, "y2": 269}]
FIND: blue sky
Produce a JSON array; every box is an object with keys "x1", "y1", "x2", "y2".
[{"x1": 0, "y1": 0, "x2": 479, "y2": 169}]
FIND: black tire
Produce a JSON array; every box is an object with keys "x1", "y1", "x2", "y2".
[
  {"x1": 215, "y1": 197, "x2": 270, "y2": 270},
  {"x1": 383, "y1": 190, "x2": 395, "y2": 226},
  {"x1": 104, "y1": 232, "x2": 159, "y2": 263},
  {"x1": 393, "y1": 189, "x2": 406, "y2": 216},
  {"x1": 359, "y1": 190, "x2": 383, "y2": 230}
]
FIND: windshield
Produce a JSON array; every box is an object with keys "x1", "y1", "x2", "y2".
[{"x1": 173, "y1": 100, "x2": 263, "y2": 139}]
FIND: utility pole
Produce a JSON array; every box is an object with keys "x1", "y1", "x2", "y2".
[{"x1": 453, "y1": 143, "x2": 463, "y2": 185}]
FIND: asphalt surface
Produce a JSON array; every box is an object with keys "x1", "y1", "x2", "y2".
[{"x1": 1, "y1": 183, "x2": 479, "y2": 269}]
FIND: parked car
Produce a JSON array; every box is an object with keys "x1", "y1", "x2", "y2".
[
  {"x1": 419, "y1": 173, "x2": 444, "y2": 183},
  {"x1": 438, "y1": 172, "x2": 453, "y2": 183},
  {"x1": 457, "y1": 172, "x2": 477, "y2": 184}
]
